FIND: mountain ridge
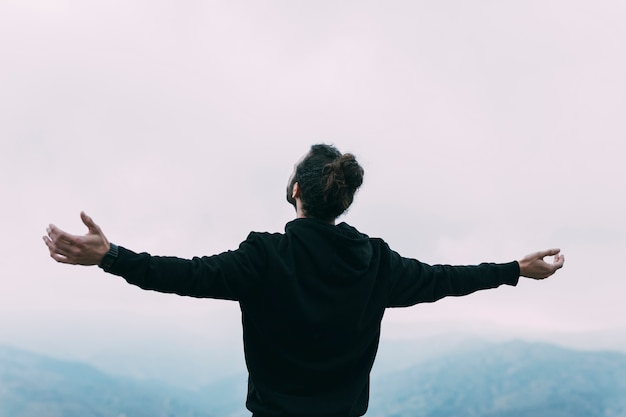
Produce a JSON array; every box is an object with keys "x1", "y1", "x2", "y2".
[
  {"x1": 369, "y1": 340, "x2": 626, "y2": 417},
  {"x1": 2, "y1": 340, "x2": 626, "y2": 417}
]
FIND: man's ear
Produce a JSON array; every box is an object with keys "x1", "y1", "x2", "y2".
[{"x1": 292, "y1": 182, "x2": 300, "y2": 199}]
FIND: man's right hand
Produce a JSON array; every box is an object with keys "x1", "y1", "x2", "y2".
[
  {"x1": 43, "y1": 211, "x2": 110, "y2": 266},
  {"x1": 518, "y1": 249, "x2": 565, "y2": 279}
]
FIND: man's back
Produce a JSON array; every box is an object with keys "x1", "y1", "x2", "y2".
[{"x1": 240, "y1": 219, "x2": 386, "y2": 417}]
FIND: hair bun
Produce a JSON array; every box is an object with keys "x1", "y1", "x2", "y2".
[
  {"x1": 296, "y1": 144, "x2": 364, "y2": 221},
  {"x1": 339, "y1": 153, "x2": 364, "y2": 190}
]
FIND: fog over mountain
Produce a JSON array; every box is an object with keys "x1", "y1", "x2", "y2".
[
  {"x1": 3, "y1": 309, "x2": 626, "y2": 392},
  {"x1": 0, "y1": 345, "x2": 215, "y2": 417},
  {"x1": 369, "y1": 340, "x2": 626, "y2": 417},
  {"x1": 2, "y1": 340, "x2": 625, "y2": 417}
]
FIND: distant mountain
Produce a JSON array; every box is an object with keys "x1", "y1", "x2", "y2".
[
  {"x1": 0, "y1": 345, "x2": 217, "y2": 417},
  {"x1": 368, "y1": 340, "x2": 626, "y2": 417},
  {"x1": 2, "y1": 341, "x2": 626, "y2": 417}
]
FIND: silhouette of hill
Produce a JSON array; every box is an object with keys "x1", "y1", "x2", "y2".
[
  {"x1": 2, "y1": 341, "x2": 626, "y2": 417},
  {"x1": 368, "y1": 340, "x2": 626, "y2": 417},
  {"x1": 0, "y1": 345, "x2": 215, "y2": 417}
]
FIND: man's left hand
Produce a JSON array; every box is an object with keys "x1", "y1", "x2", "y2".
[{"x1": 43, "y1": 211, "x2": 110, "y2": 266}]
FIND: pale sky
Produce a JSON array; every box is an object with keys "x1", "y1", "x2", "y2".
[{"x1": 1, "y1": 0, "x2": 625, "y2": 375}]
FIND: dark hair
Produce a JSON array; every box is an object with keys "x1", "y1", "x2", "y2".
[{"x1": 294, "y1": 144, "x2": 364, "y2": 222}]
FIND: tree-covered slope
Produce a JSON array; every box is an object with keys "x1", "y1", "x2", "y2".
[
  {"x1": 2, "y1": 340, "x2": 625, "y2": 417},
  {"x1": 368, "y1": 340, "x2": 626, "y2": 417},
  {"x1": 0, "y1": 345, "x2": 214, "y2": 417}
]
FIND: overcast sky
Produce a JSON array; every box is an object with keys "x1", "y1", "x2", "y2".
[{"x1": 1, "y1": 0, "x2": 625, "y2": 368}]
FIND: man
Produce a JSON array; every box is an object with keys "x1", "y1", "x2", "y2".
[{"x1": 43, "y1": 144, "x2": 564, "y2": 417}]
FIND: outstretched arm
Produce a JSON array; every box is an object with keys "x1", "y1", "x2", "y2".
[
  {"x1": 386, "y1": 245, "x2": 565, "y2": 307},
  {"x1": 517, "y1": 248, "x2": 565, "y2": 279},
  {"x1": 42, "y1": 212, "x2": 263, "y2": 301},
  {"x1": 43, "y1": 211, "x2": 110, "y2": 266}
]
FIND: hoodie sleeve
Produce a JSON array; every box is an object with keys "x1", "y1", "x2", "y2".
[
  {"x1": 101, "y1": 233, "x2": 267, "y2": 301},
  {"x1": 385, "y1": 247, "x2": 520, "y2": 308}
]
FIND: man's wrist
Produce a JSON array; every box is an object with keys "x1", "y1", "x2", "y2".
[
  {"x1": 517, "y1": 259, "x2": 527, "y2": 277},
  {"x1": 98, "y1": 243, "x2": 119, "y2": 269}
]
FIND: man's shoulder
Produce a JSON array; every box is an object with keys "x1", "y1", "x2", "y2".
[
  {"x1": 243, "y1": 231, "x2": 285, "y2": 249},
  {"x1": 337, "y1": 222, "x2": 388, "y2": 246},
  {"x1": 247, "y1": 230, "x2": 284, "y2": 240}
]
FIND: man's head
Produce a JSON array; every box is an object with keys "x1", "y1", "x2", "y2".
[{"x1": 287, "y1": 144, "x2": 364, "y2": 223}]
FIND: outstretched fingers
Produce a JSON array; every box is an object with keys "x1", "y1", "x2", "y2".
[
  {"x1": 518, "y1": 248, "x2": 565, "y2": 279},
  {"x1": 537, "y1": 248, "x2": 561, "y2": 259},
  {"x1": 43, "y1": 235, "x2": 72, "y2": 264},
  {"x1": 80, "y1": 211, "x2": 103, "y2": 235},
  {"x1": 43, "y1": 212, "x2": 110, "y2": 266},
  {"x1": 538, "y1": 249, "x2": 564, "y2": 275},
  {"x1": 47, "y1": 224, "x2": 79, "y2": 245},
  {"x1": 46, "y1": 225, "x2": 79, "y2": 253},
  {"x1": 551, "y1": 253, "x2": 565, "y2": 270},
  {"x1": 44, "y1": 221, "x2": 91, "y2": 264}
]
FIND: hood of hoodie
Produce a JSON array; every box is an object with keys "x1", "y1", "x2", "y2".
[{"x1": 284, "y1": 218, "x2": 374, "y2": 284}]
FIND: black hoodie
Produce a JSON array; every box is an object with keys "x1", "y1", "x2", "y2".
[{"x1": 104, "y1": 218, "x2": 519, "y2": 417}]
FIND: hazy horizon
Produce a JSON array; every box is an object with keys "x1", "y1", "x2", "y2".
[{"x1": 2, "y1": 0, "x2": 625, "y2": 383}]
